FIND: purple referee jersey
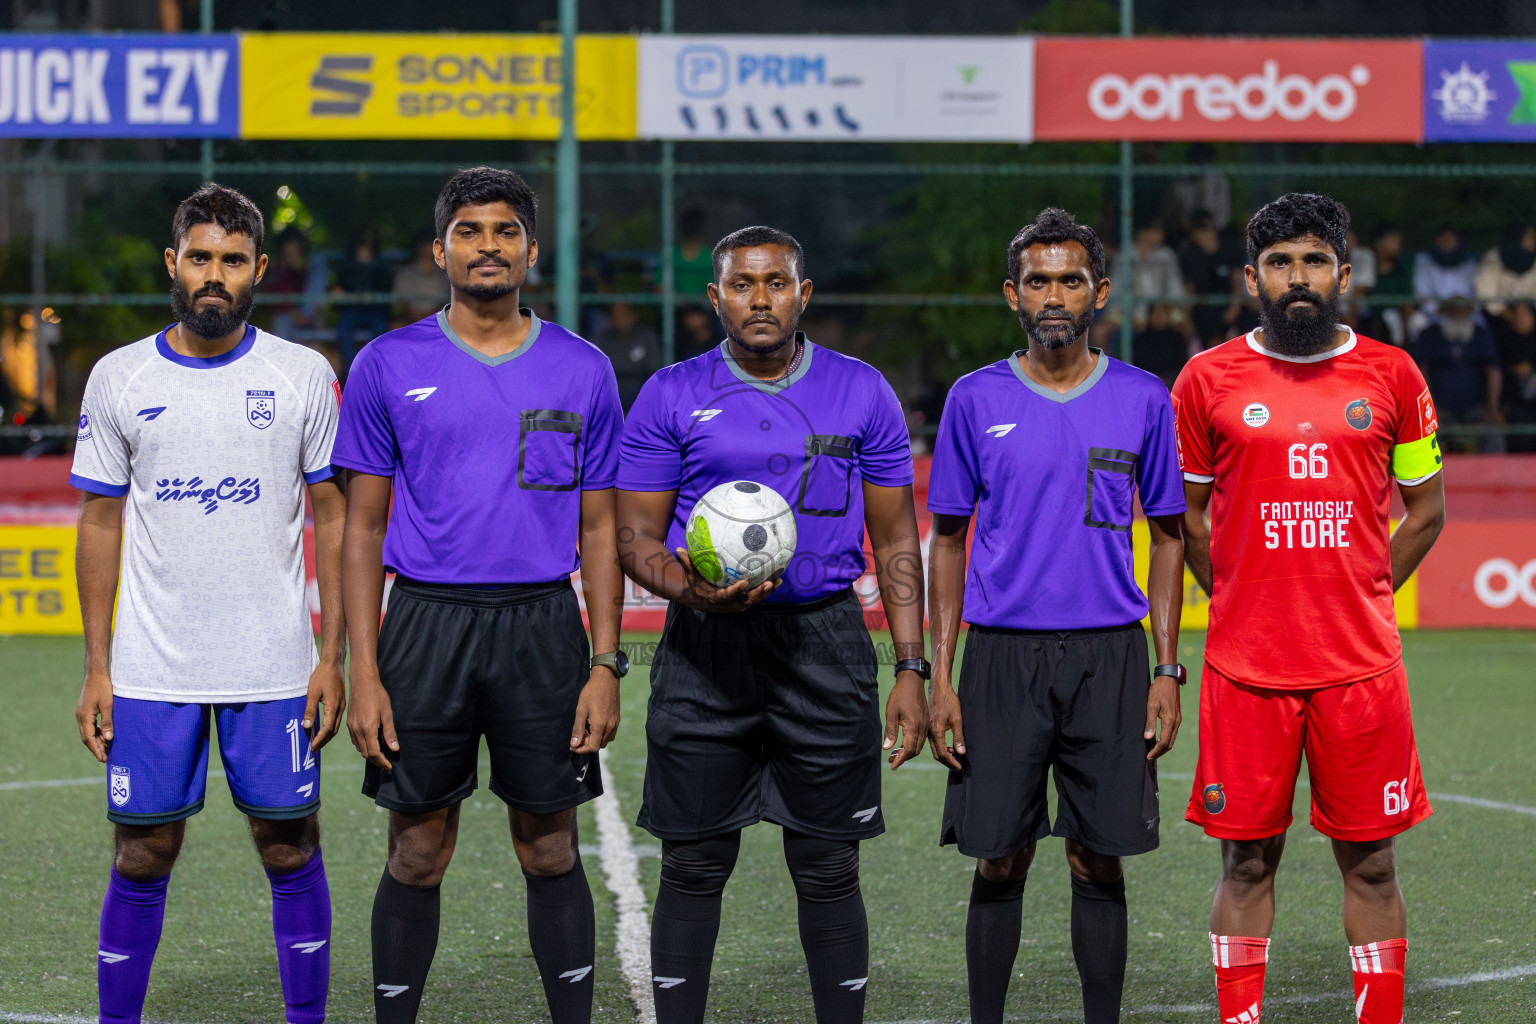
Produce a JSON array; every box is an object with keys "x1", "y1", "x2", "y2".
[
  {"x1": 619, "y1": 336, "x2": 913, "y2": 604},
  {"x1": 331, "y1": 309, "x2": 622, "y2": 584},
  {"x1": 927, "y1": 350, "x2": 1184, "y2": 630}
]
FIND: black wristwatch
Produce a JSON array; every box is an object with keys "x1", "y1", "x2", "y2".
[
  {"x1": 1153, "y1": 663, "x2": 1186, "y2": 686},
  {"x1": 894, "y1": 658, "x2": 932, "y2": 681},
  {"x1": 592, "y1": 650, "x2": 629, "y2": 679}
]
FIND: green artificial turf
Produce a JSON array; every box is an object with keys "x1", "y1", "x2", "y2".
[{"x1": 1, "y1": 630, "x2": 1532, "y2": 1022}]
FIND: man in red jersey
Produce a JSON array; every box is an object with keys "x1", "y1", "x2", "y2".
[{"x1": 1172, "y1": 193, "x2": 1445, "y2": 1024}]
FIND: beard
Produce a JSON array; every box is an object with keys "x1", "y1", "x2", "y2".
[
  {"x1": 1021, "y1": 304, "x2": 1094, "y2": 350},
  {"x1": 458, "y1": 255, "x2": 522, "y2": 302},
  {"x1": 723, "y1": 302, "x2": 803, "y2": 356},
  {"x1": 1257, "y1": 286, "x2": 1341, "y2": 356},
  {"x1": 171, "y1": 277, "x2": 254, "y2": 340}
]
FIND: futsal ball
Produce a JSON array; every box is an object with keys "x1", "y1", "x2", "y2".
[{"x1": 684, "y1": 481, "x2": 797, "y2": 589}]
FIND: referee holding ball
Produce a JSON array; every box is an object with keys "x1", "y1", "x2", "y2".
[{"x1": 617, "y1": 225, "x2": 928, "y2": 1024}]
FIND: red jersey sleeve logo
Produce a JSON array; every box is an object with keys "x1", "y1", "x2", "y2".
[
  {"x1": 332, "y1": 379, "x2": 343, "y2": 406},
  {"x1": 1171, "y1": 395, "x2": 1187, "y2": 470},
  {"x1": 1417, "y1": 387, "x2": 1438, "y2": 437}
]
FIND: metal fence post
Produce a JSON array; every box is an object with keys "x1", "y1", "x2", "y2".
[
  {"x1": 556, "y1": 0, "x2": 581, "y2": 332},
  {"x1": 659, "y1": 0, "x2": 677, "y2": 365},
  {"x1": 1118, "y1": 0, "x2": 1134, "y2": 365}
]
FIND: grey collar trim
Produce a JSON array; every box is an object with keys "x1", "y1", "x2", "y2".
[
  {"x1": 719, "y1": 333, "x2": 814, "y2": 393},
  {"x1": 437, "y1": 306, "x2": 542, "y2": 366},
  {"x1": 1008, "y1": 348, "x2": 1109, "y2": 404}
]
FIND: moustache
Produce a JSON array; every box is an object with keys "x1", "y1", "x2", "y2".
[
  {"x1": 194, "y1": 284, "x2": 233, "y2": 301},
  {"x1": 1280, "y1": 288, "x2": 1326, "y2": 309},
  {"x1": 744, "y1": 315, "x2": 780, "y2": 325},
  {"x1": 468, "y1": 256, "x2": 512, "y2": 269}
]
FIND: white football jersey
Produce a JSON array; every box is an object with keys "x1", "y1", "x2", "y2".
[{"x1": 70, "y1": 325, "x2": 339, "y2": 703}]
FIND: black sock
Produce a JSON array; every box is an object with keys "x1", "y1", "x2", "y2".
[
  {"x1": 966, "y1": 869, "x2": 1027, "y2": 1024},
  {"x1": 1070, "y1": 874, "x2": 1128, "y2": 1024},
  {"x1": 784, "y1": 831, "x2": 868, "y2": 1024},
  {"x1": 651, "y1": 834, "x2": 739, "y2": 1024},
  {"x1": 524, "y1": 861, "x2": 596, "y2": 1024},
  {"x1": 371, "y1": 867, "x2": 441, "y2": 1024}
]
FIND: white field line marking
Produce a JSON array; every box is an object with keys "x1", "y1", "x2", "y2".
[
  {"x1": 594, "y1": 748, "x2": 656, "y2": 1024},
  {"x1": 866, "y1": 961, "x2": 1536, "y2": 1023}
]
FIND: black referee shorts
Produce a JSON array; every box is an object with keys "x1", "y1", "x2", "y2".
[
  {"x1": 638, "y1": 588, "x2": 884, "y2": 843},
  {"x1": 940, "y1": 623, "x2": 1160, "y2": 859},
  {"x1": 363, "y1": 577, "x2": 601, "y2": 816}
]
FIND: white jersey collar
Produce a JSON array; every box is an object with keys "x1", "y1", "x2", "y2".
[{"x1": 1246, "y1": 325, "x2": 1356, "y2": 363}]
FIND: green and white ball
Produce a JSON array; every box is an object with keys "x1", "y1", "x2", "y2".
[{"x1": 684, "y1": 481, "x2": 797, "y2": 589}]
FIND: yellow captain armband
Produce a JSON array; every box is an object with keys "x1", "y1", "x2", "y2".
[{"x1": 1391, "y1": 433, "x2": 1442, "y2": 484}]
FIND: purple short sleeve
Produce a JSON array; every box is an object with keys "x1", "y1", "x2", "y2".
[
  {"x1": 331, "y1": 347, "x2": 396, "y2": 477},
  {"x1": 859, "y1": 374, "x2": 915, "y2": 487},
  {"x1": 926, "y1": 387, "x2": 979, "y2": 516},
  {"x1": 582, "y1": 362, "x2": 623, "y2": 489},
  {"x1": 1137, "y1": 392, "x2": 1187, "y2": 517},
  {"x1": 618, "y1": 374, "x2": 683, "y2": 491}
]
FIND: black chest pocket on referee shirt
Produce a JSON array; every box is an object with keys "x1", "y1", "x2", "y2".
[
  {"x1": 518, "y1": 409, "x2": 583, "y2": 491},
  {"x1": 797, "y1": 434, "x2": 857, "y2": 517},
  {"x1": 1085, "y1": 447, "x2": 1138, "y2": 532}
]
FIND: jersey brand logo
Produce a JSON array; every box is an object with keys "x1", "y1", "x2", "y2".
[
  {"x1": 575, "y1": 762, "x2": 589, "y2": 783},
  {"x1": 1224, "y1": 1003, "x2": 1260, "y2": 1023},
  {"x1": 559, "y1": 966, "x2": 593, "y2": 983},
  {"x1": 405, "y1": 387, "x2": 437, "y2": 401},
  {"x1": 1344, "y1": 398, "x2": 1372, "y2": 430},
  {"x1": 296, "y1": 782, "x2": 315, "y2": 799},
  {"x1": 985, "y1": 423, "x2": 1017, "y2": 437},
  {"x1": 136, "y1": 406, "x2": 167, "y2": 421},
  {"x1": 1242, "y1": 403, "x2": 1270, "y2": 428},
  {"x1": 290, "y1": 940, "x2": 327, "y2": 953},
  {"x1": 654, "y1": 976, "x2": 687, "y2": 989},
  {"x1": 109, "y1": 765, "x2": 130, "y2": 807},
  {"x1": 690, "y1": 408, "x2": 722, "y2": 421},
  {"x1": 851, "y1": 805, "x2": 879, "y2": 824},
  {"x1": 98, "y1": 950, "x2": 129, "y2": 964},
  {"x1": 376, "y1": 984, "x2": 410, "y2": 998},
  {"x1": 840, "y1": 978, "x2": 868, "y2": 991},
  {"x1": 246, "y1": 390, "x2": 275, "y2": 430}
]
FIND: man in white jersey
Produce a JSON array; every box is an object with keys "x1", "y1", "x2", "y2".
[{"x1": 71, "y1": 185, "x2": 345, "y2": 1024}]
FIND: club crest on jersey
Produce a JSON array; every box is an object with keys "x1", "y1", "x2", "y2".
[
  {"x1": 1203, "y1": 783, "x2": 1225, "y2": 814},
  {"x1": 1345, "y1": 398, "x2": 1372, "y2": 430},
  {"x1": 1241, "y1": 403, "x2": 1270, "y2": 428},
  {"x1": 77, "y1": 410, "x2": 92, "y2": 441},
  {"x1": 246, "y1": 390, "x2": 276, "y2": 430},
  {"x1": 109, "y1": 766, "x2": 130, "y2": 807}
]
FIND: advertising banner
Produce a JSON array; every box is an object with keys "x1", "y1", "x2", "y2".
[
  {"x1": 0, "y1": 34, "x2": 238, "y2": 138},
  {"x1": 0, "y1": 526, "x2": 83, "y2": 635},
  {"x1": 1034, "y1": 38, "x2": 1422, "y2": 142},
  {"x1": 239, "y1": 33, "x2": 636, "y2": 140},
  {"x1": 1423, "y1": 40, "x2": 1536, "y2": 142},
  {"x1": 638, "y1": 35, "x2": 1034, "y2": 141},
  {"x1": 1415, "y1": 521, "x2": 1536, "y2": 628}
]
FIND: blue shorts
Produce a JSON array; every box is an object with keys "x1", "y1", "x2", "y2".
[{"x1": 105, "y1": 695, "x2": 321, "y2": 826}]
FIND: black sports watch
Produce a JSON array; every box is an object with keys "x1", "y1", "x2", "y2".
[
  {"x1": 894, "y1": 658, "x2": 932, "y2": 681},
  {"x1": 592, "y1": 650, "x2": 629, "y2": 679},
  {"x1": 1153, "y1": 663, "x2": 1186, "y2": 686}
]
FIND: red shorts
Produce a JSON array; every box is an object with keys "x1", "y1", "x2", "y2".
[{"x1": 1185, "y1": 660, "x2": 1432, "y2": 842}]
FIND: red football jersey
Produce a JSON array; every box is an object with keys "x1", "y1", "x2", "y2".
[{"x1": 1171, "y1": 329, "x2": 1441, "y2": 688}]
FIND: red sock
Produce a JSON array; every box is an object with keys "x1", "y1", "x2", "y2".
[
  {"x1": 1211, "y1": 934, "x2": 1269, "y2": 1023},
  {"x1": 1350, "y1": 938, "x2": 1407, "y2": 1023}
]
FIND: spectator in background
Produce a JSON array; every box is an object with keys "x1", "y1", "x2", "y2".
[
  {"x1": 1476, "y1": 222, "x2": 1536, "y2": 318},
  {"x1": 1413, "y1": 225, "x2": 1478, "y2": 319},
  {"x1": 590, "y1": 302, "x2": 660, "y2": 411},
  {"x1": 1179, "y1": 209, "x2": 1246, "y2": 347},
  {"x1": 1121, "y1": 220, "x2": 1185, "y2": 330},
  {"x1": 1169, "y1": 142, "x2": 1232, "y2": 231},
  {"x1": 265, "y1": 231, "x2": 314, "y2": 342},
  {"x1": 675, "y1": 304, "x2": 717, "y2": 358},
  {"x1": 1370, "y1": 224, "x2": 1413, "y2": 345},
  {"x1": 1491, "y1": 301, "x2": 1536, "y2": 453},
  {"x1": 391, "y1": 233, "x2": 450, "y2": 326},
  {"x1": 1415, "y1": 297, "x2": 1503, "y2": 452},
  {"x1": 331, "y1": 228, "x2": 394, "y2": 372},
  {"x1": 671, "y1": 207, "x2": 714, "y2": 302},
  {"x1": 1133, "y1": 303, "x2": 1193, "y2": 388}
]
